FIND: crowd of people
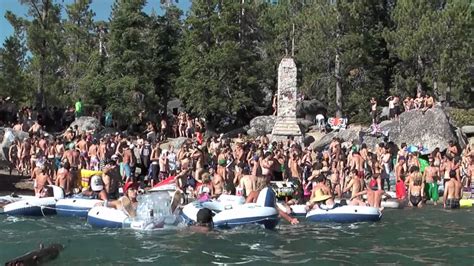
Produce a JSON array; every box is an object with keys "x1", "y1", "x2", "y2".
[
  {"x1": 1, "y1": 92, "x2": 473, "y2": 229},
  {"x1": 369, "y1": 92, "x2": 436, "y2": 123},
  {"x1": 5, "y1": 110, "x2": 473, "y2": 216}
]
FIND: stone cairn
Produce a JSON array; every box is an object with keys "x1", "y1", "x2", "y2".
[{"x1": 271, "y1": 57, "x2": 303, "y2": 142}]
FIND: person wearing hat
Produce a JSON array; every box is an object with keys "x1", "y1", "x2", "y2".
[
  {"x1": 103, "y1": 182, "x2": 139, "y2": 217},
  {"x1": 81, "y1": 175, "x2": 108, "y2": 200},
  {"x1": 306, "y1": 175, "x2": 335, "y2": 211}
]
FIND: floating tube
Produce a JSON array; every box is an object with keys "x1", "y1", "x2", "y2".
[
  {"x1": 182, "y1": 188, "x2": 279, "y2": 229},
  {"x1": 87, "y1": 192, "x2": 179, "y2": 229},
  {"x1": 3, "y1": 197, "x2": 58, "y2": 216},
  {"x1": 460, "y1": 199, "x2": 473, "y2": 208},
  {"x1": 2, "y1": 186, "x2": 64, "y2": 216},
  {"x1": 334, "y1": 199, "x2": 401, "y2": 209},
  {"x1": 87, "y1": 206, "x2": 128, "y2": 228},
  {"x1": 87, "y1": 206, "x2": 168, "y2": 230},
  {"x1": 306, "y1": 205, "x2": 382, "y2": 223},
  {"x1": 55, "y1": 198, "x2": 103, "y2": 217}
]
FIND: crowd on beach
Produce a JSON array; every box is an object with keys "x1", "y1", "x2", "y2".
[{"x1": 2, "y1": 94, "x2": 473, "y2": 227}]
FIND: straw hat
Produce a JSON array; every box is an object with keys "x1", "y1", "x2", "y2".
[{"x1": 310, "y1": 189, "x2": 332, "y2": 203}]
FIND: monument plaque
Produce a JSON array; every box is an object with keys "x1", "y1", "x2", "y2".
[{"x1": 271, "y1": 57, "x2": 303, "y2": 142}]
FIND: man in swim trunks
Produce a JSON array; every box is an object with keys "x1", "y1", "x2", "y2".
[
  {"x1": 423, "y1": 157, "x2": 439, "y2": 204},
  {"x1": 443, "y1": 170, "x2": 461, "y2": 209},
  {"x1": 55, "y1": 161, "x2": 71, "y2": 195}
]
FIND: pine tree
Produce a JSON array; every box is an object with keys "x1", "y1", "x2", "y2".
[
  {"x1": 12, "y1": 0, "x2": 65, "y2": 108},
  {"x1": 147, "y1": 6, "x2": 182, "y2": 115},
  {"x1": 0, "y1": 34, "x2": 29, "y2": 102},
  {"x1": 62, "y1": 0, "x2": 96, "y2": 102},
  {"x1": 106, "y1": 0, "x2": 153, "y2": 123},
  {"x1": 177, "y1": 0, "x2": 265, "y2": 125}
]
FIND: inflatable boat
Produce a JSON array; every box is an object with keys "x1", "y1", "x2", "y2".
[
  {"x1": 1, "y1": 186, "x2": 64, "y2": 216},
  {"x1": 55, "y1": 197, "x2": 103, "y2": 218},
  {"x1": 277, "y1": 203, "x2": 382, "y2": 223},
  {"x1": 306, "y1": 205, "x2": 382, "y2": 223},
  {"x1": 182, "y1": 187, "x2": 279, "y2": 229},
  {"x1": 87, "y1": 192, "x2": 181, "y2": 230},
  {"x1": 460, "y1": 199, "x2": 473, "y2": 208},
  {"x1": 334, "y1": 198, "x2": 401, "y2": 209}
]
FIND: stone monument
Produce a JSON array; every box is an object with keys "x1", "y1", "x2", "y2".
[{"x1": 271, "y1": 57, "x2": 303, "y2": 142}]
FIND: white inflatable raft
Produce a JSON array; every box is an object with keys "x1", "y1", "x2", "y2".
[
  {"x1": 87, "y1": 192, "x2": 181, "y2": 229},
  {"x1": 278, "y1": 203, "x2": 382, "y2": 222},
  {"x1": 55, "y1": 198, "x2": 103, "y2": 218},
  {"x1": 182, "y1": 188, "x2": 279, "y2": 229},
  {"x1": 334, "y1": 199, "x2": 401, "y2": 209},
  {"x1": 306, "y1": 205, "x2": 382, "y2": 223},
  {"x1": 1, "y1": 186, "x2": 64, "y2": 216}
]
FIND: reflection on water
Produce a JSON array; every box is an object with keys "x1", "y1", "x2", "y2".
[{"x1": 0, "y1": 206, "x2": 473, "y2": 265}]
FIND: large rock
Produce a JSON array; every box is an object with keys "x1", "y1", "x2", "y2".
[
  {"x1": 297, "y1": 119, "x2": 314, "y2": 133},
  {"x1": 160, "y1": 137, "x2": 189, "y2": 150},
  {"x1": 70, "y1": 116, "x2": 101, "y2": 133},
  {"x1": 296, "y1": 99, "x2": 327, "y2": 118},
  {"x1": 248, "y1": 115, "x2": 276, "y2": 136},
  {"x1": 0, "y1": 127, "x2": 30, "y2": 162},
  {"x1": 398, "y1": 108, "x2": 457, "y2": 152},
  {"x1": 222, "y1": 126, "x2": 250, "y2": 139},
  {"x1": 462, "y1": 125, "x2": 474, "y2": 135},
  {"x1": 311, "y1": 108, "x2": 463, "y2": 153}
]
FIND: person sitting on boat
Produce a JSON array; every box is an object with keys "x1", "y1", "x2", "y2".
[
  {"x1": 197, "y1": 173, "x2": 214, "y2": 201},
  {"x1": 306, "y1": 175, "x2": 336, "y2": 210},
  {"x1": 343, "y1": 169, "x2": 366, "y2": 206},
  {"x1": 81, "y1": 175, "x2": 108, "y2": 201},
  {"x1": 245, "y1": 176, "x2": 299, "y2": 225},
  {"x1": 103, "y1": 182, "x2": 139, "y2": 218}
]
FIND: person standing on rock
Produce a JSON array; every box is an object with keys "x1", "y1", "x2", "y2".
[
  {"x1": 75, "y1": 98, "x2": 83, "y2": 118},
  {"x1": 370, "y1": 97, "x2": 377, "y2": 124}
]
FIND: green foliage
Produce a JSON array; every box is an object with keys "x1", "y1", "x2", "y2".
[
  {"x1": 177, "y1": 0, "x2": 265, "y2": 123},
  {"x1": 0, "y1": 0, "x2": 471, "y2": 127},
  {"x1": 447, "y1": 108, "x2": 474, "y2": 128}
]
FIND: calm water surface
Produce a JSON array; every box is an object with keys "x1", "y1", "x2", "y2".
[{"x1": 1, "y1": 206, "x2": 473, "y2": 265}]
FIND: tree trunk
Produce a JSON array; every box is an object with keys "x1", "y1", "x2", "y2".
[
  {"x1": 446, "y1": 82, "x2": 451, "y2": 107},
  {"x1": 335, "y1": 53, "x2": 342, "y2": 117},
  {"x1": 416, "y1": 55, "x2": 423, "y2": 95}
]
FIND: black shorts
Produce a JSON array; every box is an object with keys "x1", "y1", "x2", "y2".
[{"x1": 446, "y1": 198, "x2": 460, "y2": 209}]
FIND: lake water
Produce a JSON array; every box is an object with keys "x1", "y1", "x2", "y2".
[{"x1": 1, "y1": 206, "x2": 473, "y2": 265}]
